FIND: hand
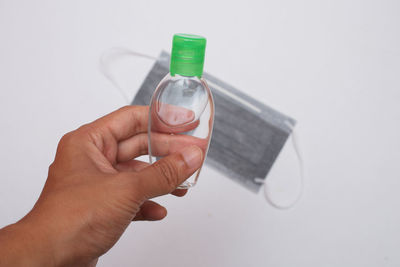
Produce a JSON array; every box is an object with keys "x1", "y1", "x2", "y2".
[{"x1": 0, "y1": 106, "x2": 203, "y2": 267}]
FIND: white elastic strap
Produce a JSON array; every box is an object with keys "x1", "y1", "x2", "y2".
[
  {"x1": 99, "y1": 47, "x2": 157, "y2": 104},
  {"x1": 256, "y1": 125, "x2": 305, "y2": 210}
]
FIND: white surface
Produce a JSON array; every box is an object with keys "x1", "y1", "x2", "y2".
[{"x1": 1, "y1": 0, "x2": 399, "y2": 266}]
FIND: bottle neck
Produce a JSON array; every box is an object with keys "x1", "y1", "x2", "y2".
[{"x1": 170, "y1": 73, "x2": 202, "y2": 80}]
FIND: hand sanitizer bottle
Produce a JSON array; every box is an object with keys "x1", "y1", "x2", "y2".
[{"x1": 148, "y1": 34, "x2": 214, "y2": 189}]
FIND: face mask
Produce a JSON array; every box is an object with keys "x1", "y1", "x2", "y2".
[{"x1": 100, "y1": 47, "x2": 305, "y2": 209}]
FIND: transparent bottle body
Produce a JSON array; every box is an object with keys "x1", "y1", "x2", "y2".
[{"x1": 148, "y1": 74, "x2": 214, "y2": 189}]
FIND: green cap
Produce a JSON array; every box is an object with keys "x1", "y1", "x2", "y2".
[{"x1": 170, "y1": 33, "x2": 206, "y2": 78}]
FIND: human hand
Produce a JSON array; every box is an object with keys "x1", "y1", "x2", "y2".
[{"x1": 0, "y1": 106, "x2": 203, "y2": 267}]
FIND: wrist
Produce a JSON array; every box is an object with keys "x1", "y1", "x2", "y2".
[{"x1": 0, "y1": 221, "x2": 56, "y2": 267}]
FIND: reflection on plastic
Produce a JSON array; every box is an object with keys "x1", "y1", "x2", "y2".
[{"x1": 148, "y1": 74, "x2": 214, "y2": 189}]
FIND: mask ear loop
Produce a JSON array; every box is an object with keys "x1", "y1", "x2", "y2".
[
  {"x1": 255, "y1": 123, "x2": 305, "y2": 210},
  {"x1": 99, "y1": 47, "x2": 157, "y2": 104}
]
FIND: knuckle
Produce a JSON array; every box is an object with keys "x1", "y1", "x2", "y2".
[
  {"x1": 48, "y1": 162, "x2": 57, "y2": 177},
  {"x1": 59, "y1": 132, "x2": 75, "y2": 147},
  {"x1": 77, "y1": 123, "x2": 93, "y2": 134},
  {"x1": 119, "y1": 105, "x2": 147, "y2": 115},
  {"x1": 57, "y1": 129, "x2": 88, "y2": 155},
  {"x1": 119, "y1": 105, "x2": 133, "y2": 113},
  {"x1": 139, "y1": 134, "x2": 149, "y2": 155},
  {"x1": 156, "y1": 159, "x2": 180, "y2": 189},
  {"x1": 59, "y1": 124, "x2": 92, "y2": 148}
]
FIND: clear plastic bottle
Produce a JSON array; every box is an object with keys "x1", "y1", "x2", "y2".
[{"x1": 148, "y1": 34, "x2": 214, "y2": 189}]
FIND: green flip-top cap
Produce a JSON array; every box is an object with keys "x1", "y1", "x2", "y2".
[{"x1": 170, "y1": 33, "x2": 206, "y2": 78}]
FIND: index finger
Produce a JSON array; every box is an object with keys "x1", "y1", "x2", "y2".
[
  {"x1": 91, "y1": 105, "x2": 149, "y2": 141},
  {"x1": 91, "y1": 105, "x2": 199, "y2": 142}
]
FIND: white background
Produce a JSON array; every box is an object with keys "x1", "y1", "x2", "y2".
[{"x1": 1, "y1": 0, "x2": 399, "y2": 266}]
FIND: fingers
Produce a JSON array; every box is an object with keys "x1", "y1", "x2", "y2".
[
  {"x1": 133, "y1": 200, "x2": 167, "y2": 221},
  {"x1": 89, "y1": 105, "x2": 199, "y2": 143},
  {"x1": 151, "y1": 103, "x2": 199, "y2": 133},
  {"x1": 131, "y1": 145, "x2": 203, "y2": 199},
  {"x1": 117, "y1": 132, "x2": 208, "y2": 162},
  {"x1": 115, "y1": 160, "x2": 188, "y2": 197},
  {"x1": 91, "y1": 106, "x2": 149, "y2": 141},
  {"x1": 117, "y1": 133, "x2": 148, "y2": 161},
  {"x1": 115, "y1": 160, "x2": 149, "y2": 172},
  {"x1": 171, "y1": 189, "x2": 188, "y2": 197},
  {"x1": 157, "y1": 102, "x2": 195, "y2": 126}
]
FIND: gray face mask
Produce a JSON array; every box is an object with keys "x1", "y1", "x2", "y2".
[{"x1": 100, "y1": 48, "x2": 303, "y2": 208}]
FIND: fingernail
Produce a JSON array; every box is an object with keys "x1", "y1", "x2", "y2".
[{"x1": 181, "y1": 145, "x2": 203, "y2": 170}]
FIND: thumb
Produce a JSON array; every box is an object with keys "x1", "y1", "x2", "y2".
[{"x1": 135, "y1": 145, "x2": 203, "y2": 199}]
